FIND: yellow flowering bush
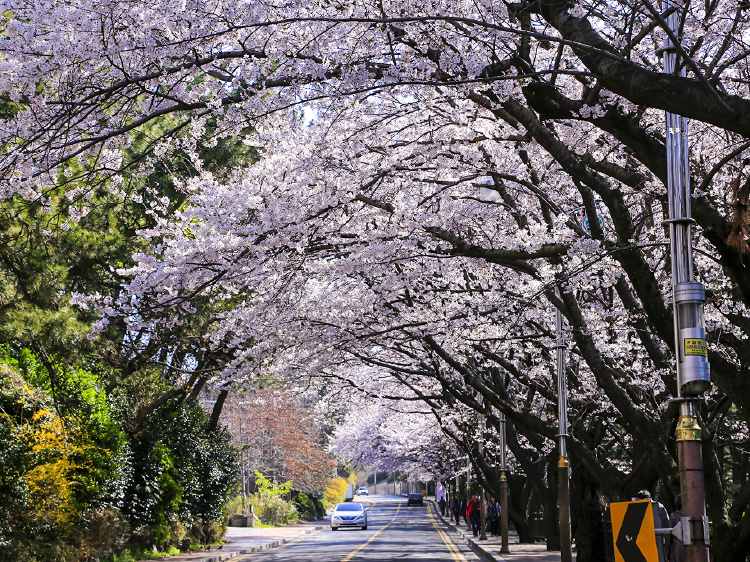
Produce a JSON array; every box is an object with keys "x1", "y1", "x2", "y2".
[
  {"x1": 21, "y1": 410, "x2": 91, "y2": 530},
  {"x1": 324, "y1": 477, "x2": 349, "y2": 506}
]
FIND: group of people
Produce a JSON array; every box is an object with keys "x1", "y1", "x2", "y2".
[
  {"x1": 437, "y1": 488, "x2": 685, "y2": 562},
  {"x1": 635, "y1": 490, "x2": 684, "y2": 562},
  {"x1": 438, "y1": 493, "x2": 502, "y2": 538}
]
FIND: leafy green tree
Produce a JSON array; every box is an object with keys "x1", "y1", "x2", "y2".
[
  {"x1": 250, "y1": 471, "x2": 298, "y2": 526},
  {"x1": 0, "y1": 107, "x2": 252, "y2": 557},
  {"x1": 0, "y1": 348, "x2": 128, "y2": 562},
  {"x1": 118, "y1": 392, "x2": 237, "y2": 549}
]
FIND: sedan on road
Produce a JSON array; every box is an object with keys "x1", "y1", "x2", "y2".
[
  {"x1": 357, "y1": 487, "x2": 369, "y2": 495},
  {"x1": 331, "y1": 502, "x2": 367, "y2": 530},
  {"x1": 406, "y1": 493, "x2": 424, "y2": 506}
]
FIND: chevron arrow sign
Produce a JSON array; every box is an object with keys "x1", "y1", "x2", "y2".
[{"x1": 610, "y1": 500, "x2": 660, "y2": 562}]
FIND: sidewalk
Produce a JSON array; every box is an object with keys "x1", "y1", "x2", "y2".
[
  {"x1": 428, "y1": 498, "x2": 576, "y2": 562},
  {"x1": 136, "y1": 520, "x2": 326, "y2": 562}
]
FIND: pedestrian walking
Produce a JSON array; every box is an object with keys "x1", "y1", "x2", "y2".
[
  {"x1": 488, "y1": 497, "x2": 501, "y2": 536},
  {"x1": 668, "y1": 494, "x2": 684, "y2": 562},
  {"x1": 635, "y1": 490, "x2": 669, "y2": 561},
  {"x1": 460, "y1": 497, "x2": 468, "y2": 524},
  {"x1": 438, "y1": 495, "x2": 447, "y2": 517},
  {"x1": 466, "y1": 495, "x2": 481, "y2": 537},
  {"x1": 451, "y1": 496, "x2": 461, "y2": 525}
]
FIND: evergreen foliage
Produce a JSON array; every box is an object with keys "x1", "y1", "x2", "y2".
[{"x1": 0, "y1": 348, "x2": 238, "y2": 560}]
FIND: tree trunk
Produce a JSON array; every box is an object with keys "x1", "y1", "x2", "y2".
[
  {"x1": 545, "y1": 453, "x2": 561, "y2": 550},
  {"x1": 571, "y1": 462, "x2": 606, "y2": 562},
  {"x1": 209, "y1": 389, "x2": 229, "y2": 432}
]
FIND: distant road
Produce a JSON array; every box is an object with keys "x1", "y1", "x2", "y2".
[{"x1": 237, "y1": 495, "x2": 481, "y2": 561}]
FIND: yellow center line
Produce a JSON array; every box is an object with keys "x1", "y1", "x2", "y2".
[
  {"x1": 428, "y1": 503, "x2": 466, "y2": 562},
  {"x1": 340, "y1": 502, "x2": 401, "y2": 562}
]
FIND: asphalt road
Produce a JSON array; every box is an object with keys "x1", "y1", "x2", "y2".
[{"x1": 236, "y1": 495, "x2": 482, "y2": 562}]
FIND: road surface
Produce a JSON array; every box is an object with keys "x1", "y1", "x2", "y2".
[{"x1": 236, "y1": 495, "x2": 482, "y2": 562}]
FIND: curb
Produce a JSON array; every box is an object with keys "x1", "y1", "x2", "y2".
[
  {"x1": 448, "y1": 521, "x2": 506, "y2": 562},
  {"x1": 427, "y1": 499, "x2": 506, "y2": 562},
  {"x1": 165, "y1": 525, "x2": 327, "y2": 562}
]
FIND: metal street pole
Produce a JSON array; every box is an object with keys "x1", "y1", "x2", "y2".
[
  {"x1": 467, "y1": 455, "x2": 472, "y2": 532},
  {"x1": 479, "y1": 407, "x2": 487, "y2": 540},
  {"x1": 661, "y1": 3, "x2": 711, "y2": 561},
  {"x1": 499, "y1": 413, "x2": 510, "y2": 553},
  {"x1": 455, "y1": 471, "x2": 460, "y2": 524},
  {"x1": 555, "y1": 303, "x2": 572, "y2": 562},
  {"x1": 479, "y1": 488, "x2": 487, "y2": 540}
]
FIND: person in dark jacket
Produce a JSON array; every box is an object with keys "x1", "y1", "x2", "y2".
[
  {"x1": 438, "y1": 495, "x2": 447, "y2": 517},
  {"x1": 466, "y1": 495, "x2": 481, "y2": 537},
  {"x1": 488, "y1": 497, "x2": 501, "y2": 536},
  {"x1": 635, "y1": 490, "x2": 669, "y2": 561},
  {"x1": 668, "y1": 494, "x2": 684, "y2": 562},
  {"x1": 451, "y1": 496, "x2": 461, "y2": 524},
  {"x1": 460, "y1": 498, "x2": 468, "y2": 524}
]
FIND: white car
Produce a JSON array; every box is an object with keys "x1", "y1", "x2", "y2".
[
  {"x1": 357, "y1": 487, "x2": 369, "y2": 496},
  {"x1": 331, "y1": 502, "x2": 367, "y2": 530}
]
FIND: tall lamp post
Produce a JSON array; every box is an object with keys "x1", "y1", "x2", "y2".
[
  {"x1": 660, "y1": 3, "x2": 711, "y2": 561},
  {"x1": 499, "y1": 413, "x2": 510, "y2": 553},
  {"x1": 555, "y1": 302, "x2": 572, "y2": 562},
  {"x1": 479, "y1": 411, "x2": 487, "y2": 541},
  {"x1": 467, "y1": 455, "x2": 472, "y2": 532}
]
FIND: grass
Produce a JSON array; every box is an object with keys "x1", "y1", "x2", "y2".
[
  {"x1": 115, "y1": 543, "x2": 228, "y2": 560},
  {"x1": 187, "y1": 541, "x2": 226, "y2": 551},
  {"x1": 114, "y1": 546, "x2": 181, "y2": 561}
]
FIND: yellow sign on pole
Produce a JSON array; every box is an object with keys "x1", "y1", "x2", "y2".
[
  {"x1": 610, "y1": 500, "x2": 660, "y2": 562},
  {"x1": 684, "y1": 338, "x2": 708, "y2": 356}
]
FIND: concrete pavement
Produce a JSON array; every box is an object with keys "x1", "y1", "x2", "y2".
[{"x1": 428, "y1": 498, "x2": 576, "y2": 562}]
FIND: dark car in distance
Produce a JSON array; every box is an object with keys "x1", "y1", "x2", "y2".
[{"x1": 406, "y1": 493, "x2": 424, "y2": 506}]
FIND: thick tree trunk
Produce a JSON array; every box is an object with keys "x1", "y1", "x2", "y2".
[
  {"x1": 545, "y1": 453, "x2": 561, "y2": 550},
  {"x1": 507, "y1": 474, "x2": 533, "y2": 543},
  {"x1": 208, "y1": 389, "x2": 229, "y2": 432},
  {"x1": 571, "y1": 463, "x2": 607, "y2": 562}
]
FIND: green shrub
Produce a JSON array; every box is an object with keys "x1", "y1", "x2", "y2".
[
  {"x1": 251, "y1": 494, "x2": 298, "y2": 526},
  {"x1": 314, "y1": 498, "x2": 326, "y2": 520},
  {"x1": 249, "y1": 471, "x2": 298, "y2": 526},
  {"x1": 292, "y1": 492, "x2": 314, "y2": 520},
  {"x1": 118, "y1": 399, "x2": 237, "y2": 549}
]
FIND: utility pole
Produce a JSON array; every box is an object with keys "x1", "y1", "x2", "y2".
[
  {"x1": 660, "y1": 3, "x2": 711, "y2": 561},
  {"x1": 479, "y1": 403, "x2": 487, "y2": 540},
  {"x1": 555, "y1": 302, "x2": 572, "y2": 562},
  {"x1": 499, "y1": 413, "x2": 510, "y2": 553},
  {"x1": 239, "y1": 413, "x2": 246, "y2": 514},
  {"x1": 479, "y1": 488, "x2": 487, "y2": 540},
  {"x1": 467, "y1": 455, "x2": 472, "y2": 532},
  {"x1": 455, "y1": 471, "x2": 460, "y2": 520}
]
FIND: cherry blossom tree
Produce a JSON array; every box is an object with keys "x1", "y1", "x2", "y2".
[{"x1": 3, "y1": 1, "x2": 750, "y2": 560}]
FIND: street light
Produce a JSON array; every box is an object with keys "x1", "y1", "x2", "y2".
[
  {"x1": 673, "y1": 282, "x2": 710, "y2": 395},
  {"x1": 499, "y1": 413, "x2": 510, "y2": 553},
  {"x1": 660, "y1": 2, "x2": 711, "y2": 561},
  {"x1": 555, "y1": 299, "x2": 572, "y2": 562},
  {"x1": 478, "y1": 408, "x2": 487, "y2": 541}
]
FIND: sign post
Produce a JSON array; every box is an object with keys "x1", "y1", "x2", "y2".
[
  {"x1": 610, "y1": 500, "x2": 661, "y2": 562},
  {"x1": 659, "y1": 2, "x2": 711, "y2": 561}
]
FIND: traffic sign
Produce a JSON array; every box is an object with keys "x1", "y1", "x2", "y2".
[
  {"x1": 582, "y1": 213, "x2": 605, "y2": 234},
  {"x1": 610, "y1": 500, "x2": 660, "y2": 562}
]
